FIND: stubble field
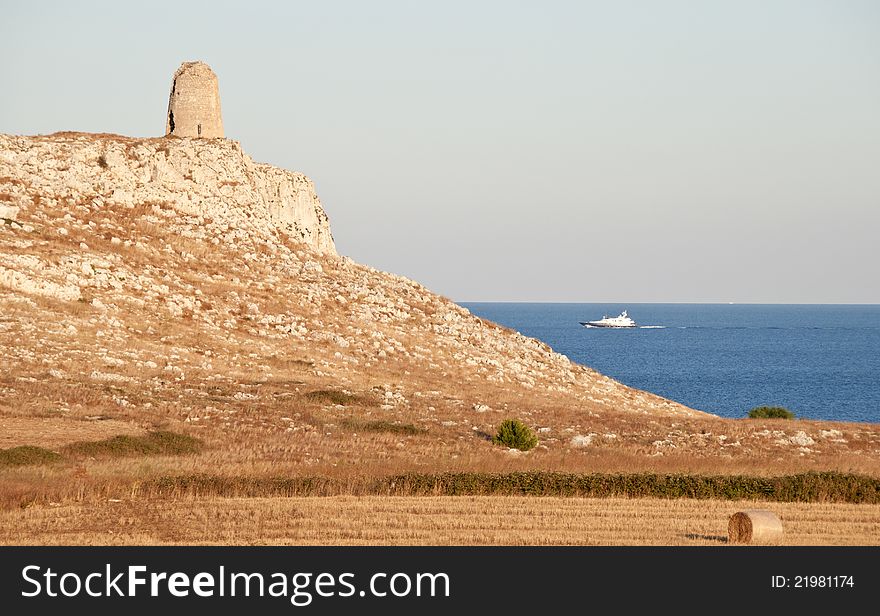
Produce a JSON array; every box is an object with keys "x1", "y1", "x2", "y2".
[{"x1": 1, "y1": 495, "x2": 878, "y2": 545}]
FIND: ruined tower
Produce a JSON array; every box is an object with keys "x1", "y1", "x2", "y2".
[{"x1": 165, "y1": 61, "x2": 224, "y2": 138}]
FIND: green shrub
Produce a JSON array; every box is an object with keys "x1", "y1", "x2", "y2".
[
  {"x1": 341, "y1": 419, "x2": 427, "y2": 436},
  {"x1": 63, "y1": 431, "x2": 203, "y2": 458},
  {"x1": 492, "y1": 419, "x2": 538, "y2": 451},
  {"x1": 304, "y1": 389, "x2": 360, "y2": 406},
  {"x1": 0, "y1": 433, "x2": 202, "y2": 468},
  {"x1": 0, "y1": 446, "x2": 62, "y2": 468},
  {"x1": 747, "y1": 406, "x2": 795, "y2": 419}
]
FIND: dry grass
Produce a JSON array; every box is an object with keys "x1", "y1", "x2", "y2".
[
  {"x1": 3, "y1": 361, "x2": 877, "y2": 485},
  {"x1": 0, "y1": 417, "x2": 145, "y2": 448},
  {"x1": 0, "y1": 495, "x2": 877, "y2": 546}
]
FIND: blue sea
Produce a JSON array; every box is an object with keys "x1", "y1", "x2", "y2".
[{"x1": 461, "y1": 303, "x2": 880, "y2": 423}]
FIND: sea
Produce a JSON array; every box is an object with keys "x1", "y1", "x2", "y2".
[{"x1": 461, "y1": 303, "x2": 880, "y2": 423}]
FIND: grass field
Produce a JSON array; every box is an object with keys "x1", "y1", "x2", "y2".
[{"x1": 1, "y1": 495, "x2": 877, "y2": 545}]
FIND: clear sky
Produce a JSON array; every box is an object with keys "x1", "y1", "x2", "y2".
[{"x1": 2, "y1": 1, "x2": 879, "y2": 302}]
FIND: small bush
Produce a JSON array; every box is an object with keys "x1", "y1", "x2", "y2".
[
  {"x1": 63, "y1": 431, "x2": 203, "y2": 458},
  {"x1": 747, "y1": 406, "x2": 795, "y2": 419},
  {"x1": 492, "y1": 419, "x2": 538, "y2": 451},
  {"x1": 0, "y1": 446, "x2": 62, "y2": 468},
  {"x1": 341, "y1": 419, "x2": 427, "y2": 436},
  {"x1": 304, "y1": 390, "x2": 360, "y2": 406},
  {"x1": 97, "y1": 154, "x2": 108, "y2": 169}
]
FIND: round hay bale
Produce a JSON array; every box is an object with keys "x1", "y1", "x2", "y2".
[{"x1": 728, "y1": 510, "x2": 783, "y2": 544}]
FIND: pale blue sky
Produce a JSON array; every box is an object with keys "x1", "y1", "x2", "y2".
[{"x1": 2, "y1": 1, "x2": 879, "y2": 302}]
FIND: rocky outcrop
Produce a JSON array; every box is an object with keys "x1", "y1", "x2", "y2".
[{"x1": 0, "y1": 133, "x2": 335, "y2": 254}]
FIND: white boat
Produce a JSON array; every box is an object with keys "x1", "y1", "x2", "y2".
[{"x1": 580, "y1": 310, "x2": 636, "y2": 328}]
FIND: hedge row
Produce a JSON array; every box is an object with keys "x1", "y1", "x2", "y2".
[{"x1": 142, "y1": 471, "x2": 880, "y2": 504}]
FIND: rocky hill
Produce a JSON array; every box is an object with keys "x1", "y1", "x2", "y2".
[
  {"x1": 0, "y1": 133, "x2": 334, "y2": 255},
  {"x1": 2, "y1": 132, "x2": 876, "y2": 479}
]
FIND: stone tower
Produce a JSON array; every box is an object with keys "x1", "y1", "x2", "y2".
[{"x1": 165, "y1": 61, "x2": 224, "y2": 138}]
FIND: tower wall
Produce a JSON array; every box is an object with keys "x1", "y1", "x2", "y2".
[{"x1": 165, "y1": 62, "x2": 224, "y2": 138}]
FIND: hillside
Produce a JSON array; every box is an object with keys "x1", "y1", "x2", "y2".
[{"x1": 1, "y1": 132, "x2": 878, "y2": 498}]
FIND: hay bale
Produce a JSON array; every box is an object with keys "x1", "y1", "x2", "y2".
[{"x1": 728, "y1": 510, "x2": 783, "y2": 544}]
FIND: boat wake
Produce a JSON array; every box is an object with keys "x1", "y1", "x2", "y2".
[{"x1": 639, "y1": 325, "x2": 665, "y2": 329}]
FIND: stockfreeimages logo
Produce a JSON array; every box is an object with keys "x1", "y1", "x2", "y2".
[{"x1": 21, "y1": 565, "x2": 450, "y2": 606}]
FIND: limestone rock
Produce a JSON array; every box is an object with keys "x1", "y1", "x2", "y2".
[
  {"x1": 0, "y1": 133, "x2": 335, "y2": 254},
  {"x1": 570, "y1": 434, "x2": 595, "y2": 447},
  {"x1": 789, "y1": 431, "x2": 815, "y2": 447},
  {"x1": 0, "y1": 204, "x2": 19, "y2": 220}
]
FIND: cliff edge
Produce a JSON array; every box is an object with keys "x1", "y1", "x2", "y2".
[{"x1": 0, "y1": 133, "x2": 334, "y2": 254}]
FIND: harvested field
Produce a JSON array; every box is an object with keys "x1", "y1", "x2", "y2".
[{"x1": 0, "y1": 495, "x2": 877, "y2": 546}]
